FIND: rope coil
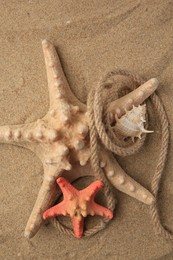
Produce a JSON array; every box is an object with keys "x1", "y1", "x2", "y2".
[{"x1": 53, "y1": 69, "x2": 172, "y2": 241}]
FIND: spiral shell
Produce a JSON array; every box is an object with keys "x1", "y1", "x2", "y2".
[{"x1": 114, "y1": 104, "x2": 153, "y2": 140}]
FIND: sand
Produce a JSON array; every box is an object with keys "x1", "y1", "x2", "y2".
[{"x1": 0, "y1": 0, "x2": 173, "y2": 259}]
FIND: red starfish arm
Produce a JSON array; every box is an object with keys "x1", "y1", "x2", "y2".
[
  {"x1": 71, "y1": 216, "x2": 84, "y2": 239},
  {"x1": 90, "y1": 202, "x2": 113, "y2": 219},
  {"x1": 43, "y1": 201, "x2": 66, "y2": 220},
  {"x1": 57, "y1": 177, "x2": 79, "y2": 199},
  {"x1": 80, "y1": 180, "x2": 104, "y2": 199}
]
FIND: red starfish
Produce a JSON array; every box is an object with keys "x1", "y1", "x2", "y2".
[{"x1": 43, "y1": 177, "x2": 113, "y2": 238}]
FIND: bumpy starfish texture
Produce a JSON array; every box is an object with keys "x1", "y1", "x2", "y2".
[
  {"x1": 108, "y1": 78, "x2": 159, "y2": 118},
  {"x1": 0, "y1": 39, "x2": 158, "y2": 239},
  {"x1": 43, "y1": 177, "x2": 113, "y2": 238}
]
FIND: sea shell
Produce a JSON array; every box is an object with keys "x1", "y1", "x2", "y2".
[{"x1": 114, "y1": 104, "x2": 153, "y2": 140}]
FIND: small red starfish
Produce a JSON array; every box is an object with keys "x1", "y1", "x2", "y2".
[{"x1": 43, "y1": 177, "x2": 113, "y2": 238}]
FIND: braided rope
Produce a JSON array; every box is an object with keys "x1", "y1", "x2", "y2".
[
  {"x1": 149, "y1": 94, "x2": 173, "y2": 240},
  {"x1": 53, "y1": 69, "x2": 172, "y2": 241}
]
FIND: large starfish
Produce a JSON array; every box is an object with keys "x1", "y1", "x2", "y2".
[
  {"x1": 43, "y1": 177, "x2": 113, "y2": 238},
  {"x1": 0, "y1": 39, "x2": 158, "y2": 239}
]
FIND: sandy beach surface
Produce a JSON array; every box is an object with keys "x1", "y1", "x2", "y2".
[{"x1": 0, "y1": 0, "x2": 173, "y2": 259}]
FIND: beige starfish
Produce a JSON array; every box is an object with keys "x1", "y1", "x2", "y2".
[{"x1": 0, "y1": 39, "x2": 158, "y2": 239}]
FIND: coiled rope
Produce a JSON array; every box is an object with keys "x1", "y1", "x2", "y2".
[{"x1": 53, "y1": 69, "x2": 172, "y2": 241}]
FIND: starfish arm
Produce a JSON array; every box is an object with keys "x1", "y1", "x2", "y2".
[
  {"x1": 24, "y1": 165, "x2": 63, "y2": 239},
  {"x1": 57, "y1": 177, "x2": 79, "y2": 199},
  {"x1": 61, "y1": 151, "x2": 154, "y2": 206},
  {"x1": 81, "y1": 180, "x2": 104, "y2": 199},
  {"x1": 0, "y1": 122, "x2": 39, "y2": 146},
  {"x1": 108, "y1": 78, "x2": 159, "y2": 118},
  {"x1": 43, "y1": 201, "x2": 66, "y2": 219},
  {"x1": 99, "y1": 147, "x2": 154, "y2": 205},
  {"x1": 0, "y1": 117, "x2": 59, "y2": 147},
  {"x1": 90, "y1": 202, "x2": 113, "y2": 219},
  {"x1": 71, "y1": 215, "x2": 84, "y2": 238},
  {"x1": 42, "y1": 39, "x2": 85, "y2": 111}
]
